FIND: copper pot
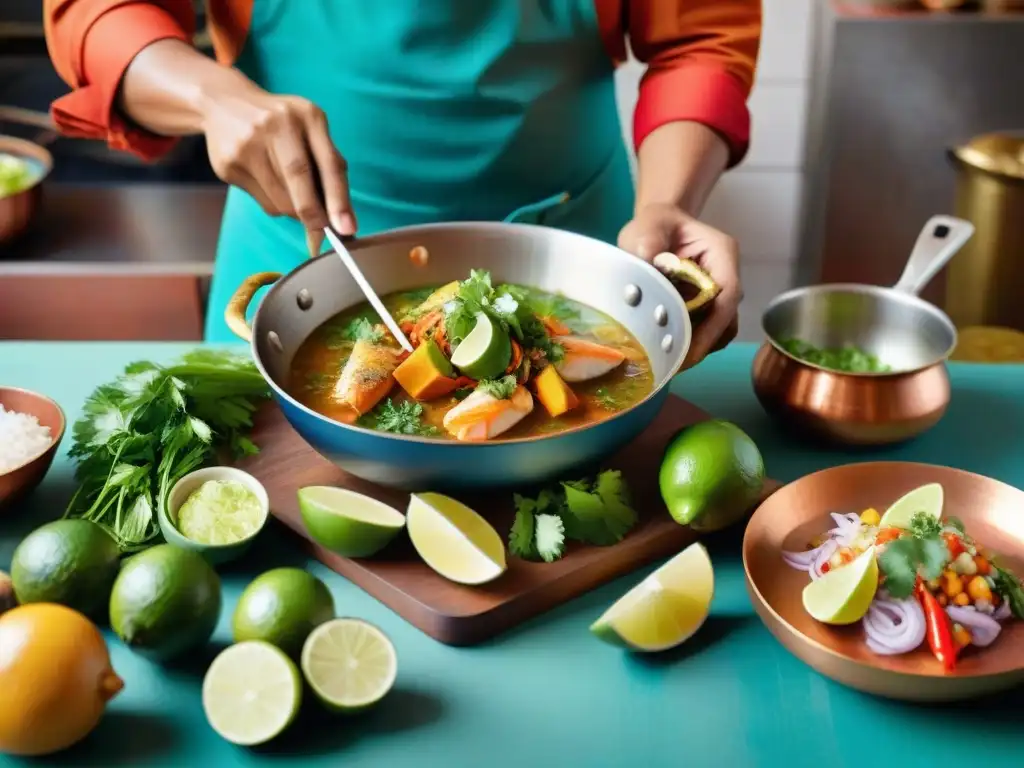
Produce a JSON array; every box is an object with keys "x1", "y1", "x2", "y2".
[
  {"x1": 752, "y1": 216, "x2": 975, "y2": 445},
  {"x1": 0, "y1": 108, "x2": 56, "y2": 247}
]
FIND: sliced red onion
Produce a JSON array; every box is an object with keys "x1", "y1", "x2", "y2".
[
  {"x1": 828, "y1": 512, "x2": 863, "y2": 546},
  {"x1": 782, "y1": 546, "x2": 822, "y2": 570},
  {"x1": 993, "y1": 601, "x2": 1012, "y2": 621},
  {"x1": 947, "y1": 605, "x2": 1002, "y2": 648},
  {"x1": 809, "y1": 539, "x2": 839, "y2": 580},
  {"x1": 862, "y1": 598, "x2": 926, "y2": 656}
]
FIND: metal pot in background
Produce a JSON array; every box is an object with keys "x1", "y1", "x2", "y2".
[
  {"x1": 751, "y1": 216, "x2": 974, "y2": 447},
  {"x1": 945, "y1": 133, "x2": 1024, "y2": 334}
]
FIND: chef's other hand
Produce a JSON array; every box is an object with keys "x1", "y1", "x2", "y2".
[
  {"x1": 200, "y1": 78, "x2": 355, "y2": 252},
  {"x1": 619, "y1": 203, "x2": 742, "y2": 370}
]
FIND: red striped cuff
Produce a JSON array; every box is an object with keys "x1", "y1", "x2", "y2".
[{"x1": 50, "y1": 4, "x2": 192, "y2": 161}]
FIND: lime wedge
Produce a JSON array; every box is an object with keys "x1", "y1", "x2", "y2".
[
  {"x1": 450, "y1": 312, "x2": 512, "y2": 380},
  {"x1": 298, "y1": 486, "x2": 406, "y2": 558},
  {"x1": 802, "y1": 546, "x2": 878, "y2": 625},
  {"x1": 590, "y1": 542, "x2": 715, "y2": 652},
  {"x1": 406, "y1": 492, "x2": 506, "y2": 585},
  {"x1": 202, "y1": 641, "x2": 302, "y2": 746},
  {"x1": 177, "y1": 480, "x2": 267, "y2": 545},
  {"x1": 301, "y1": 618, "x2": 398, "y2": 712},
  {"x1": 878, "y1": 483, "x2": 943, "y2": 530}
]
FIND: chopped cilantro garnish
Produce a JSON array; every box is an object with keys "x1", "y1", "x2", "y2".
[
  {"x1": 779, "y1": 338, "x2": 889, "y2": 373},
  {"x1": 909, "y1": 510, "x2": 942, "y2": 539},
  {"x1": 358, "y1": 399, "x2": 438, "y2": 436},
  {"x1": 477, "y1": 375, "x2": 518, "y2": 400}
]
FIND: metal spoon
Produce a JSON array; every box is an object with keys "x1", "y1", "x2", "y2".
[{"x1": 323, "y1": 227, "x2": 414, "y2": 353}]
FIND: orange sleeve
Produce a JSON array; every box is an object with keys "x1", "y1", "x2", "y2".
[
  {"x1": 597, "y1": 0, "x2": 761, "y2": 167},
  {"x1": 44, "y1": 1, "x2": 197, "y2": 160}
]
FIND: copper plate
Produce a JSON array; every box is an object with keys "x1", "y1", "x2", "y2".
[{"x1": 743, "y1": 462, "x2": 1024, "y2": 702}]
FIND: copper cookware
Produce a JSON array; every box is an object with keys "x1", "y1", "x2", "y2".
[
  {"x1": 744, "y1": 461, "x2": 1024, "y2": 702},
  {"x1": 0, "y1": 108, "x2": 56, "y2": 247},
  {"x1": 752, "y1": 216, "x2": 974, "y2": 446},
  {"x1": 0, "y1": 387, "x2": 65, "y2": 511}
]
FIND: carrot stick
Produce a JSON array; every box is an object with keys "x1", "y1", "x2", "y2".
[
  {"x1": 541, "y1": 316, "x2": 571, "y2": 337},
  {"x1": 505, "y1": 339, "x2": 523, "y2": 374}
]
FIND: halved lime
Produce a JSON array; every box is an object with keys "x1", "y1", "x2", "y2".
[
  {"x1": 590, "y1": 542, "x2": 715, "y2": 652},
  {"x1": 299, "y1": 486, "x2": 406, "y2": 558},
  {"x1": 301, "y1": 618, "x2": 398, "y2": 712},
  {"x1": 406, "y1": 493, "x2": 506, "y2": 585},
  {"x1": 801, "y1": 546, "x2": 878, "y2": 625},
  {"x1": 878, "y1": 483, "x2": 943, "y2": 530},
  {"x1": 202, "y1": 641, "x2": 302, "y2": 746},
  {"x1": 177, "y1": 480, "x2": 267, "y2": 546},
  {"x1": 450, "y1": 312, "x2": 511, "y2": 380}
]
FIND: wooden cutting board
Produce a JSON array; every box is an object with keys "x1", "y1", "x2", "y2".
[{"x1": 235, "y1": 395, "x2": 781, "y2": 646}]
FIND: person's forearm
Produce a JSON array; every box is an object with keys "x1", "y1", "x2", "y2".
[
  {"x1": 117, "y1": 39, "x2": 254, "y2": 137},
  {"x1": 634, "y1": 121, "x2": 730, "y2": 217}
]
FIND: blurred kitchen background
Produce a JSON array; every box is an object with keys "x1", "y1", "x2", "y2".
[{"x1": 1, "y1": 0, "x2": 1022, "y2": 342}]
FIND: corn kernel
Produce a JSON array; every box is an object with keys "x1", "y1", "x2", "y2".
[
  {"x1": 859, "y1": 508, "x2": 881, "y2": 526},
  {"x1": 967, "y1": 575, "x2": 993, "y2": 603},
  {"x1": 926, "y1": 578, "x2": 941, "y2": 591},
  {"x1": 952, "y1": 624, "x2": 972, "y2": 648},
  {"x1": 942, "y1": 571, "x2": 964, "y2": 597},
  {"x1": 936, "y1": 592, "x2": 948, "y2": 606},
  {"x1": 953, "y1": 592, "x2": 970, "y2": 606}
]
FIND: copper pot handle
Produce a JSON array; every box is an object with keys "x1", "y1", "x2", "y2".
[
  {"x1": 224, "y1": 272, "x2": 282, "y2": 342},
  {"x1": 892, "y1": 215, "x2": 975, "y2": 296}
]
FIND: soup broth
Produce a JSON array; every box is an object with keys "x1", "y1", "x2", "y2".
[{"x1": 288, "y1": 278, "x2": 654, "y2": 441}]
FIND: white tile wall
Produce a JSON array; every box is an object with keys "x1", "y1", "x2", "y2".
[{"x1": 613, "y1": 0, "x2": 815, "y2": 338}]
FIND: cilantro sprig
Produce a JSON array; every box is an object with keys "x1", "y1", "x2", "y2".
[
  {"x1": 877, "y1": 511, "x2": 952, "y2": 598},
  {"x1": 508, "y1": 470, "x2": 638, "y2": 562}
]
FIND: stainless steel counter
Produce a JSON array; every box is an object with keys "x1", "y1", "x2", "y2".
[{"x1": 0, "y1": 184, "x2": 225, "y2": 276}]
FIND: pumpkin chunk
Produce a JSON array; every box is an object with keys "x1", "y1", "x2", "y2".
[
  {"x1": 394, "y1": 338, "x2": 458, "y2": 400},
  {"x1": 533, "y1": 365, "x2": 579, "y2": 417}
]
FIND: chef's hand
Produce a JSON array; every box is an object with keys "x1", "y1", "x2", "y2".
[
  {"x1": 199, "y1": 78, "x2": 355, "y2": 253},
  {"x1": 619, "y1": 203, "x2": 742, "y2": 370}
]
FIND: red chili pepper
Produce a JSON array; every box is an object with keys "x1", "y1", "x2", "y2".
[
  {"x1": 943, "y1": 532, "x2": 965, "y2": 559},
  {"x1": 916, "y1": 580, "x2": 957, "y2": 671}
]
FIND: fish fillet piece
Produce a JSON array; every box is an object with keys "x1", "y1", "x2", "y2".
[
  {"x1": 442, "y1": 386, "x2": 534, "y2": 442},
  {"x1": 332, "y1": 340, "x2": 401, "y2": 415},
  {"x1": 553, "y1": 336, "x2": 626, "y2": 382}
]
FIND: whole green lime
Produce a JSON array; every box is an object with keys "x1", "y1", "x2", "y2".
[
  {"x1": 659, "y1": 419, "x2": 765, "y2": 532},
  {"x1": 10, "y1": 519, "x2": 120, "y2": 619},
  {"x1": 232, "y1": 568, "x2": 335, "y2": 658},
  {"x1": 110, "y1": 544, "x2": 222, "y2": 661}
]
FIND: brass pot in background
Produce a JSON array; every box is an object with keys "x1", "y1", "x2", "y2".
[{"x1": 946, "y1": 133, "x2": 1024, "y2": 333}]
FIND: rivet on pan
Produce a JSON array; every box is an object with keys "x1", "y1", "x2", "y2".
[
  {"x1": 624, "y1": 284, "x2": 642, "y2": 307},
  {"x1": 654, "y1": 304, "x2": 668, "y2": 326},
  {"x1": 296, "y1": 289, "x2": 313, "y2": 311},
  {"x1": 267, "y1": 331, "x2": 285, "y2": 353},
  {"x1": 661, "y1": 334, "x2": 673, "y2": 353}
]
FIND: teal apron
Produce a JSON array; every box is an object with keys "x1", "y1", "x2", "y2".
[{"x1": 204, "y1": 0, "x2": 635, "y2": 342}]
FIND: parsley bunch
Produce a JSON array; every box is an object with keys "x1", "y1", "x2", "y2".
[
  {"x1": 65, "y1": 350, "x2": 271, "y2": 553},
  {"x1": 509, "y1": 470, "x2": 638, "y2": 562}
]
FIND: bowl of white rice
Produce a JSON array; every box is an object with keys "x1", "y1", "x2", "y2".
[{"x1": 0, "y1": 387, "x2": 65, "y2": 510}]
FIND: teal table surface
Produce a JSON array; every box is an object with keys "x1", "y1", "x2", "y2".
[{"x1": 2, "y1": 342, "x2": 1023, "y2": 768}]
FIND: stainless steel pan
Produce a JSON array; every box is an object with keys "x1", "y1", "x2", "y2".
[{"x1": 226, "y1": 222, "x2": 703, "y2": 490}]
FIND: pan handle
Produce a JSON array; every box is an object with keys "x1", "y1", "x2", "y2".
[
  {"x1": 224, "y1": 272, "x2": 282, "y2": 342},
  {"x1": 892, "y1": 215, "x2": 975, "y2": 296}
]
